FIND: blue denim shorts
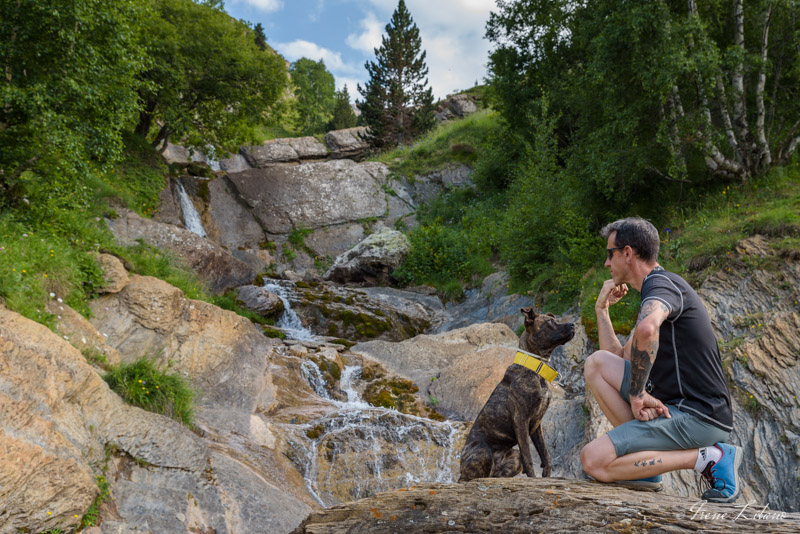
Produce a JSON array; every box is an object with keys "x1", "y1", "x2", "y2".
[{"x1": 607, "y1": 360, "x2": 730, "y2": 457}]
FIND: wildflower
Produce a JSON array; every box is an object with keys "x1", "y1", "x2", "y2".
[
  {"x1": 43, "y1": 274, "x2": 47, "y2": 278},
  {"x1": 50, "y1": 292, "x2": 55, "y2": 298},
  {"x1": 57, "y1": 297, "x2": 63, "y2": 303},
  {"x1": 22, "y1": 233, "x2": 27, "y2": 237},
  {"x1": 722, "y1": 190, "x2": 726, "y2": 195},
  {"x1": 22, "y1": 269, "x2": 26, "y2": 273}
]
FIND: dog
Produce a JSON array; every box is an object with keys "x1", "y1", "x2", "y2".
[{"x1": 458, "y1": 307, "x2": 575, "y2": 482}]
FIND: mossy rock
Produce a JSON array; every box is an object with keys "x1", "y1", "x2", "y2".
[{"x1": 262, "y1": 326, "x2": 286, "y2": 339}]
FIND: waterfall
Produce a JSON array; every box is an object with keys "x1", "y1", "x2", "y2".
[
  {"x1": 290, "y1": 363, "x2": 463, "y2": 507},
  {"x1": 176, "y1": 182, "x2": 207, "y2": 237},
  {"x1": 262, "y1": 280, "x2": 315, "y2": 341}
]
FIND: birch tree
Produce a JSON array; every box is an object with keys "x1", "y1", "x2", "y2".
[{"x1": 487, "y1": 0, "x2": 800, "y2": 193}]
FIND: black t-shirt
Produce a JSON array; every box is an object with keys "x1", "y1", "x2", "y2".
[{"x1": 640, "y1": 268, "x2": 733, "y2": 432}]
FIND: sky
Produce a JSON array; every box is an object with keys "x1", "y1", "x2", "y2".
[{"x1": 223, "y1": 0, "x2": 498, "y2": 102}]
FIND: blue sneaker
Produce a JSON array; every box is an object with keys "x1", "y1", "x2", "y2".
[{"x1": 700, "y1": 443, "x2": 742, "y2": 503}]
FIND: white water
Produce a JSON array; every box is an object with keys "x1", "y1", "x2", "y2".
[
  {"x1": 289, "y1": 363, "x2": 462, "y2": 507},
  {"x1": 262, "y1": 281, "x2": 316, "y2": 341},
  {"x1": 176, "y1": 182, "x2": 207, "y2": 237}
]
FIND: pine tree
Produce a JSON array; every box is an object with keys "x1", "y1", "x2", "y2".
[
  {"x1": 329, "y1": 85, "x2": 357, "y2": 130},
  {"x1": 253, "y1": 22, "x2": 267, "y2": 51},
  {"x1": 357, "y1": 0, "x2": 435, "y2": 148}
]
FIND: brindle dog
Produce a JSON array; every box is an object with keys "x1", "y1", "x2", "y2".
[{"x1": 458, "y1": 307, "x2": 575, "y2": 482}]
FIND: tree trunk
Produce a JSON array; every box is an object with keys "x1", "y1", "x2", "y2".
[
  {"x1": 134, "y1": 97, "x2": 157, "y2": 138},
  {"x1": 755, "y1": 4, "x2": 774, "y2": 170}
]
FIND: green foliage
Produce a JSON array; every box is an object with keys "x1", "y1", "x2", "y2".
[
  {"x1": 371, "y1": 109, "x2": 494, "y2": 178},
  {"x1": 0, "y1": 0, "x2": 148, "y2": 212},
  {"x1": 104, "y1": 357, "x2": 195, "y2": 427},
  {"x1": 80, "y1": 475, "x2": 111, "y2": 528},
  {"x1": 329, "y1": 85, "x2": 357, "y2": 131},
  {"x1": 134, "y1": 0, "x2": 288, "y2": 155},
  {"x1": 99, "y1": 133, "x2": 168, "y2": 217},
  {"x1": 116, "y1": 241, "x2": 210, "y2": 301},
  {"x1": 210, "y1": 291, "x2": 276, "y2": 326},
  {"x1": 290, "y1": 58, "x2": 336, "y2": 135},
  {"x1": 358, "y1": 0, "x2": 435, "y2": 148}
]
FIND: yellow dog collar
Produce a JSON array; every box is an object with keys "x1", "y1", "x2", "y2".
[{"x1": 514, "y1": 349, "x2": 558, "y2": 382}]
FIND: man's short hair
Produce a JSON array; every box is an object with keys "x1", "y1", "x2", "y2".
[{"x1": 600, "y1": 217, "x2": 660, "y2": 263}]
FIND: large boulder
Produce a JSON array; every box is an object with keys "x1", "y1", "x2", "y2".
[
  {"x1": 447, "y1": 93, "x2": 478, "y2": 117},
  {"x1": 324, "y1": 127, "x2": 370, "y2": 160},
  {"x1": 236, "y1": 284, "x2": 284, "y2": 318},
  {"x1": 263, "y1": 280, "x2": 444, "y2": 342},
  {"x1": 0, "y1": 305, "x2": 312, "y2": 534},
  {"x1": 291, "y1": 477, "x2": 800, "y2": 533},
  {"x1": 241, "y1": 139, "x2": 300, "y2": 166},
  {"x1": 225, "y1": 160, "x2": 388, "y2": 234},
  {"x1": 324, "y1": 227, "x2": 410, "y2": 285},
  {"x1": 106, "y1": 209, "x2": 256, "y2": 294}
]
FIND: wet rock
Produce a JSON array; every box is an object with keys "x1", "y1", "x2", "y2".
[
  {"x1": 107, "y1": 209, "x2": 255, "y2": 294},
  {"x1": 236, "y1": 285, "x2": 285, "y2": 318},
  {"x1": 324, "y1": 227, "x2": 410, "y2": 285},
  {"x1": 291, "y1": 477, "x2": 800, "y2": 533}
]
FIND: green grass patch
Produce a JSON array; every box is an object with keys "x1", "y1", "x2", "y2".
[
  {"x1": 114, "y1": 241, "x2": 210, "y2": 301},
  {"x1": 210, "y1": 290, "x2": 278, "y2": 325},
  {"x1": 370, "y1": 109, "x2": 495, "y2": 178},
  {"x1": 104, "y1": 357, "x2": 195, "y2": 427}
]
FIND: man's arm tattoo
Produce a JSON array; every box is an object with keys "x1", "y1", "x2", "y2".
[{"x1": 629, "y1": 301, "x2": 665, "y2": 398}]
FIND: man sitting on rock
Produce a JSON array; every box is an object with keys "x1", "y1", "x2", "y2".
[{"x1": 580, "y1": 217, "x2": 742, "y2": 502}]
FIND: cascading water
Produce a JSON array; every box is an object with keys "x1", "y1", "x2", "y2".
[
  {"x1": 285, "y1": 363, "x2": 464, "y2": 507},
  {"x1": 262, "y1": 280, "x2": 315, "y2": 341},
  {"x1": 176, "y1": 182, "x2": 207, "y2": 237}
]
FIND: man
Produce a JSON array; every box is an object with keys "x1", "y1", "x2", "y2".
[{"x1": 580, "y1": 217, "x2": 742, "y2": 502}]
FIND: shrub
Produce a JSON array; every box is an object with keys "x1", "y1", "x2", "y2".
[{"x1": 104, "y1": 358, "x2": 195, "y2": 427}]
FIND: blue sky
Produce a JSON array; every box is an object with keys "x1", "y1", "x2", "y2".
[{"x1": 223, "y1": 0, "x2": 497, "y2": 102}]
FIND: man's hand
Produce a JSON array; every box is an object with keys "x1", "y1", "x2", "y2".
[
  {"x1": 631, "y1": 393, "x2": 671, "y2": 422},
  {"x1": 596, "y1": 279, "x2": 628, "y2": 311}
]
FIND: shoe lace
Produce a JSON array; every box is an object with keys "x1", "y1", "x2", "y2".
[{"x1": 699, "y1": 461, "x2": 725, "y2": 494}]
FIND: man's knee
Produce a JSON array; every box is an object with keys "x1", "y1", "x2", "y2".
[
  {"x1": 580, "y1": 438, "x2": 615, "y2": 481},
  {"x1": 584, "y1": 350, "x2": 606, "y2": 381}
]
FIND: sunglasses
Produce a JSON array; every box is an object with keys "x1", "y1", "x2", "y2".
[{"x1": 606, "y1": 246, "x2": 625, "y2": 260}]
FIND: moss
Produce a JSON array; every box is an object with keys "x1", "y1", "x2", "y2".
[
  {"x1": 259, "y1": 240, "x2": 277, "y2": 252},
  {"x1": 306, "y1": 424, "x2": 324, "y2": 440},
  {"x1": 344, "y1": 296, "x2": 355, "y2": 305},
  {"x1": 197, "y1": 180, "x2": 210, "y2": 202},
  {"x1": 331, "y1": 338, "x2": 356, "y2": 349},
  {"x1": 295, "y1": 281, "x2": 311, "y2": 288},
  {"x1": 303, "y1": 291, "x2": 317, "y2": 301},
  {"x1": 327, "y1": 323, "x2": 340, "y2": 336},
  {"x1": 371, "y1": 389, "x2": 396, "y2": 409},
  {"x1": 262, "y1": 326, "x2": 286, "y2": 339},
  {"x1": 253, "y1": 274, "x2": 265, "y2": 286}
]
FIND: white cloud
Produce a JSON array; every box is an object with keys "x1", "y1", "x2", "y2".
[
  {"x1": 353, "y1": 0, "x2": 496, "y2": 99},
  {"x1": 231, "y1": 0, "x2": 283, "y2": 13},
  {"x1": 273, "y1": 39, "x2": 359, "y2": 74},
  {"x1": 346, "y1": 12, "x2": 384, "y2": 54}
]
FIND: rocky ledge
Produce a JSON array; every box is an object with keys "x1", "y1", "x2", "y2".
[{"x1": 292, "y1": 477, "x2": 800, "y2": 533}]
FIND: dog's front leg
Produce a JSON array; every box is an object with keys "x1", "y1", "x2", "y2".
[
  {"x1": 512, "y1": 411, "x2": 537, "y2": 477},
  {"x1": 531, "y1": 424, "x2": 551, "y2": 477}
]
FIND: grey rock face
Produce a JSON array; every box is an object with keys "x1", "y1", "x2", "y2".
[
  {"x1": 236, "y1": 285, "x2": 284, "y2": 318},
  {"x1": 324, "y1": 227, "x2": 410, "y2": 285},
  {"x1": 324, "y1": 127, "x2": 370, "y2": 160},
  {"x1": 218, "y1": 153, "x2": 252, "y2": 173},
  {"x1": 106, "y1": 209, "x2": 256, "y2": 294},
  {"x1": 286, "y1": 136, "x2": 329, "y2": 159},
  {"x1": 226, "y1": 160, "x2": 387, "y2": 234},
  {"x1": 448, "y1": 93, "x2": 478, "y2": 117},
  {"x1": 204, "y1": 176, "x2": 266, "y2": 252},
  {"x1": 241, "y1": 140, "x2": 300, "y2": 166}
]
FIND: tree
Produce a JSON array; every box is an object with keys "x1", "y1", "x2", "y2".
[
  {"x1": 486, "y1": 0, "x2": 800, "y2": 197},
  {"x1": 357, "y1": 0, "x2": 435, "y2": 148},
  {"x1": 0, "y1": 0, "x2": 147, "y2": 210},
  {"x1": 289, "y1": 58, "x2": 335, "y2": 135},
  {"x1": 329, "y1": 85, "x2": 357, "y2": 130},
  {"x1": 253, "y1": 22, "x2": 267, "y2": 51},
  {"x1": 134, "y1": 0, "x2": 288, "y2": 155}
]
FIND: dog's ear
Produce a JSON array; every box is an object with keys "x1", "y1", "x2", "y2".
[{"x1": 521, "y1": 307, "x2": 537, "y2": 324}]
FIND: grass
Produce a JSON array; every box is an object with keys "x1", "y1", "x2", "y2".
[
  {"x1": 370, "y1": 109, "x2": 495, "y2": 179},
  {"x1": 103, "y1": 357, "x2": 195, "y2": 427}
]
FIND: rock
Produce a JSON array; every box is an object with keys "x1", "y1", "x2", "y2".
[
  {"x1": 350, "y1": 323, "x2": 519, "y2": 419},
  {"x1": 324, "y1": 227, "x2": 410, "y2": 285},
  {"x1": 46, "y1": 298, "x2": 122, "y2": 367},
  {"x1": 236, "y1": 285, "x2": 284, "y2": 318},
  {"x1": 240, "y1": 139, "x2": 300, "y2": 166},
  {"x1": 435, "y1": 107, "x2": 455, "y2": 122},
  {"x1": 204, "y1": 176, "x2": 267, "y2": 253},
  {"x1": 291, "y1": 477, "x2": 800, "y2": 533},
  {"x1": 90, "y1": 275, "x2": 272, "y2": 415},
  {"x1": 304, "y1": 223, "x2": 366, "y2": 260},
  {"x1": 162, "y1": 142, "x2": 192, "y2": 165},
  {"x1": 218, "y1": 153, "x2": 252, "y2": 173},
  {"x1": 263, "y1": 280, "x2": 444, "y2": 342},
  {"x1": 400, "y1": 164, "x2": 473, "y2": 206},
  {"x1": 447, "y1": 93, "x2": 478, "y2": 117},
  {"x1": 324, "y1": 127, "x2": 370, "y2": 160},
  {"x1": 106, "y1": 209, "x2": 256, "y2": 294},
  {"x1": 97, "y1": 253, "x2": 129, "y2": 294},
  {"x1": 286, "y1": 136, "x2": 329, "y2": 160},
  {"x1": 226, "y1": 160, "x2": 387, "y2": 234}
]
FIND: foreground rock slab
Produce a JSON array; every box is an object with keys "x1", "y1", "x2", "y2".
[{"x1": 292, "y1": 477, "x2": 800, "y2": 534}]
